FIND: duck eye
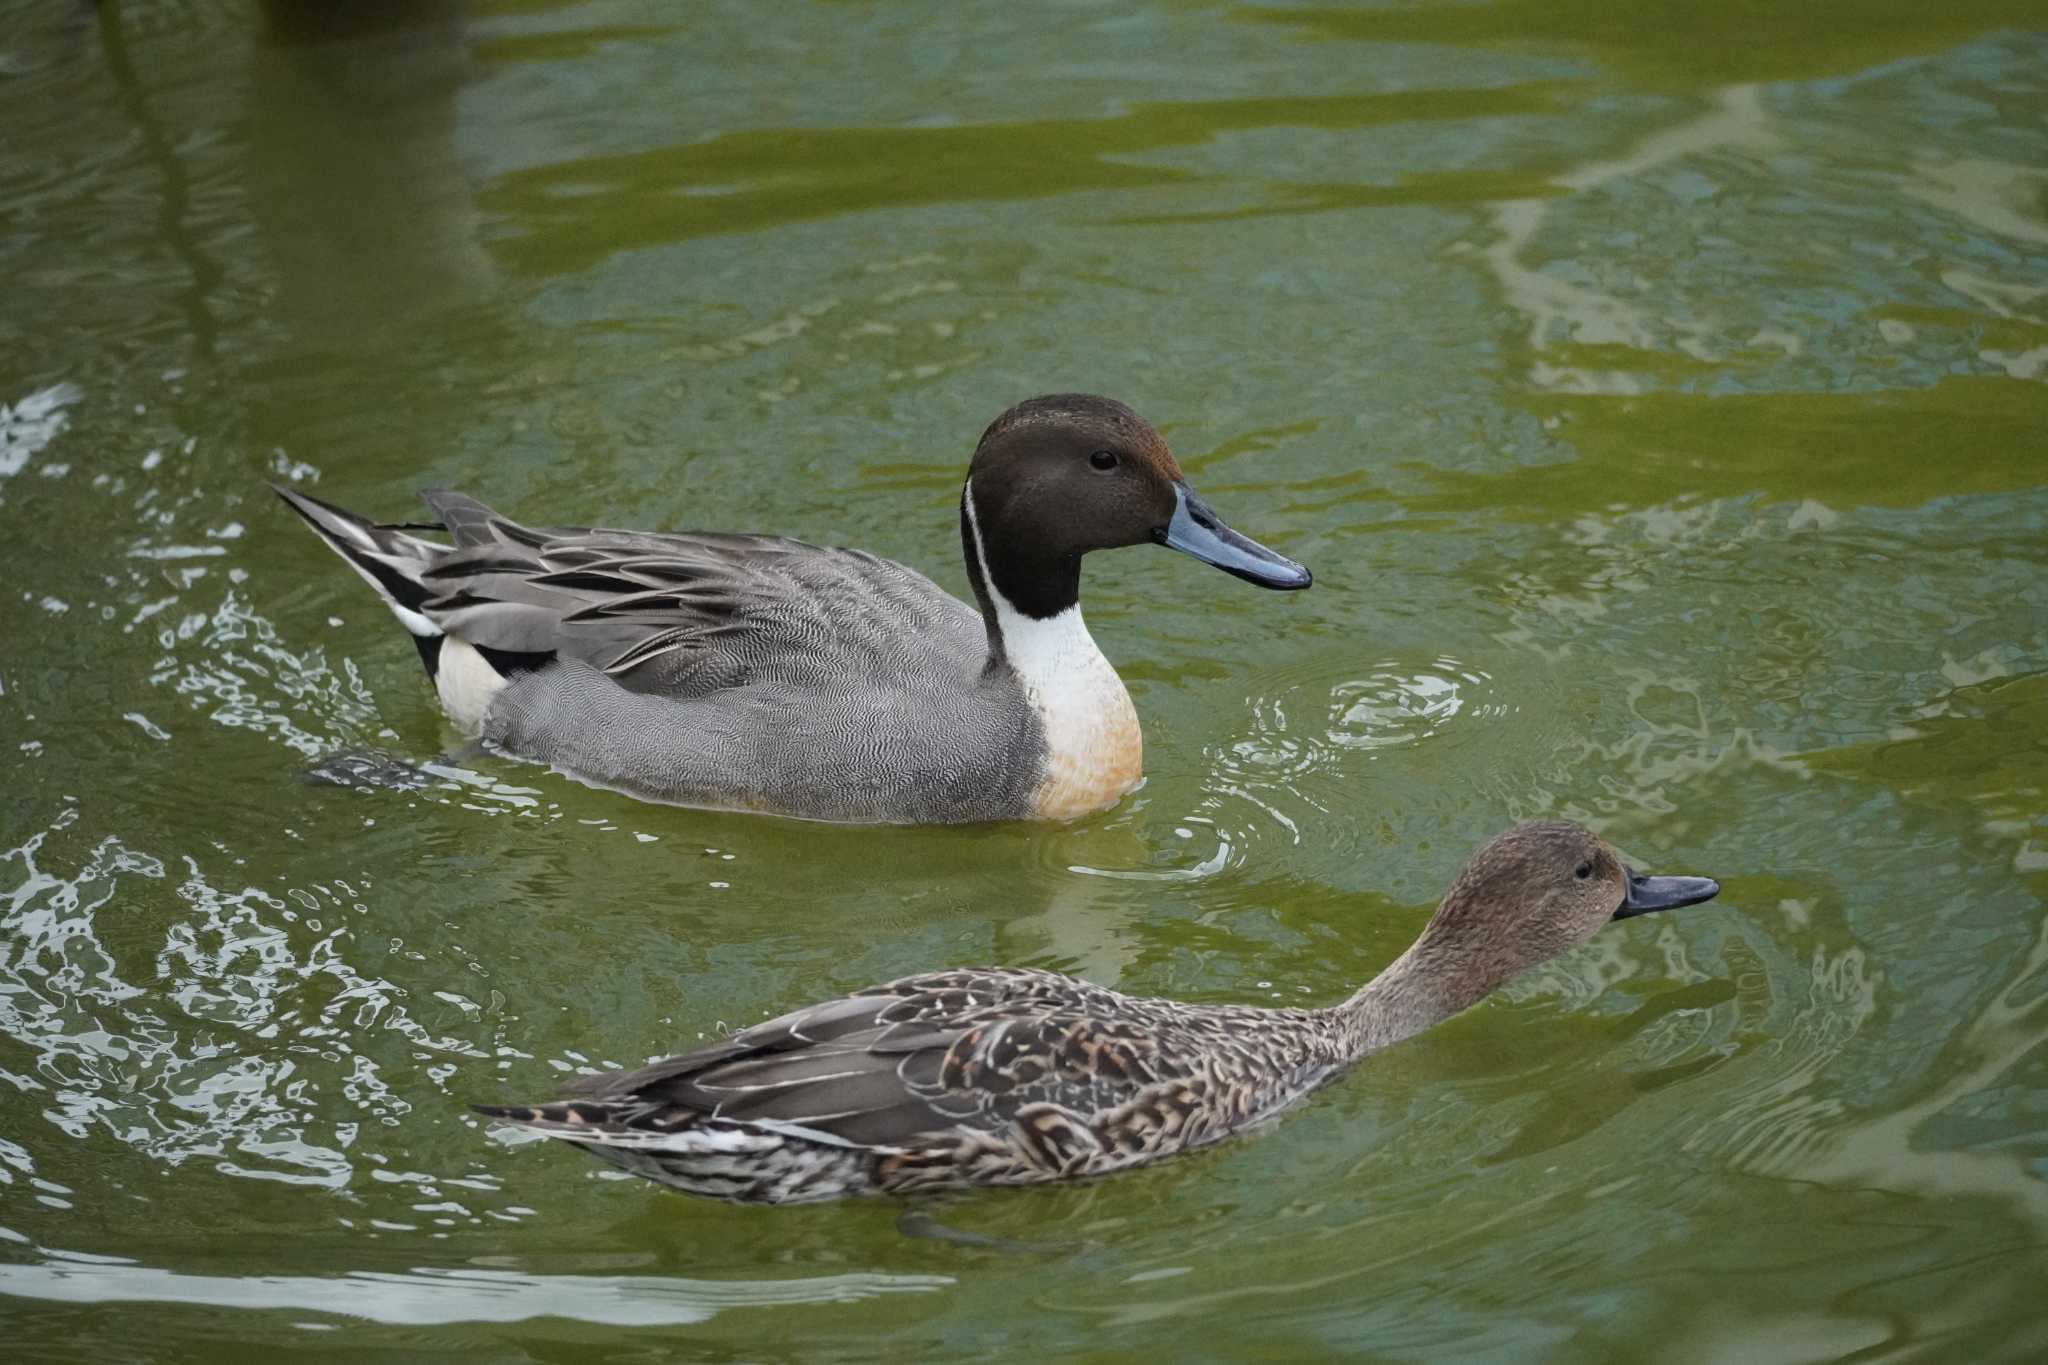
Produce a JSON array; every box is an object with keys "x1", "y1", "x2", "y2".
[
  {"x1": 1088, "y1": 450, "x2": 1118, "y2": 472},
  {"x1": 1574, "y1": 862, "x2": 1593, "y2": 880}
]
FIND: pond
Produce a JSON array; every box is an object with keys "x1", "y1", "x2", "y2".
[{"x1": 2, "y1": 1, "x2": 2045, "y2": 1359}]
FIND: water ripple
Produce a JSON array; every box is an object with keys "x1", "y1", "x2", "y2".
[
  {"x1": 1191, "y1": 653, "x2": 1523, "y2": 857},
  {"x1": 1326, "y1": 659, "x2": 1506, "y2": 753},
  {"x1": 0, "y1": 383, "x2": 83, "y2": 482},
  {"x1": 0, "y1": 804, "x2": 498, "y2": 1201}
]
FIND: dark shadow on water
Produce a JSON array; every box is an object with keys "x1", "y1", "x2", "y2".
[{"x1": 249, "y1": 1, "x2": 494, "y2": 348}]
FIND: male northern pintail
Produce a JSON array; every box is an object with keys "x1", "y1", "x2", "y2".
[
  {"x1": 476, "y1": 821, "x2": 1720, "y2": 1203},
  {"x1": 275, "y1": 394, "x2": 1309, "y2": 823}
]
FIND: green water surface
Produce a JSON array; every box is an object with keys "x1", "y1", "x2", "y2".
[{"x1": 2, "y1": 1, "x2": 2046, "y2": 1360}]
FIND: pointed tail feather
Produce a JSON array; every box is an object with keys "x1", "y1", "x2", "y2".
[
  {"x1": 472, "y1": 1100, "x2": 714, "y2": 1149},
  {"x1": 472, "y1": 1100, "x2": 610, "y2": 1127},
  {"x1": 272, "y1": 484, "x2": 447, "y2": 642}
]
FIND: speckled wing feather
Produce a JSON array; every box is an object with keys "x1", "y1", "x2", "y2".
[
  {"x1": 553, "y1": 967, "x2": 1164, "y2": 1139},
  {"x1": 478, "y1": 967, "x2": 1350, "y2": 1203}
]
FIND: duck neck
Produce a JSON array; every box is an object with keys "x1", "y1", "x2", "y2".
[
  {"x1": 960, "y1": 479, "x2": 1141, "y2": 813},
  {"x1": 1330, "y1": 931, "x2": 1510, "y2": 1058},
  {"x1": 959, "y1": 478, "x2": 1085, "y2": 674}
]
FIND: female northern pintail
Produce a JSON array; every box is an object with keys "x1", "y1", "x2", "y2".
[
  {"x1": 477, "y1": 821, "x2": 1720, "y2": 1204},
  {"x1": 275, "y1": 394, "x2": 1309, "y2": 823}
]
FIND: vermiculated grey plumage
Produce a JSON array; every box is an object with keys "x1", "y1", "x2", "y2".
[
  {"x1": 277, "y1": 486, "x2": 1048, "y2": 822},
  {"x1": 273, "y1": 394, "x2": 1313, "y2": 823}
]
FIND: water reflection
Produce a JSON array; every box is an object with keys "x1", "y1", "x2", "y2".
[
  {"x1": 0, "y1": 803, "x2": 506, "y2": 1201},
  {"x1": 1473, "y1": 83, "x2": 1779, "y2": 380},
  {"x1": 248, "y1": 2, "x2": 492, "y2": 344},
  {"x1": 1243, "y1": 0, "x2": 2048, "y2": 93},
  {"x1": 0, "y1": 384, "x2": 83, "y2": 487},
  {"x1": 0, "y1": 1253, "x2": 950, "y2": 1326},
  {"x1": 482, "y1": 85, "x2": 1570, "y2": 274}
]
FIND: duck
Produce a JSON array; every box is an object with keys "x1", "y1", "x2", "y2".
[
  {"x1": 273, "y1": 394, "x2": 1310, "y2": 823},
  {"x1": 475, "y1": 820, "x2": 1720, "y2": 1204}
]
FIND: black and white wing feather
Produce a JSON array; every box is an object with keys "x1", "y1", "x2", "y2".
[{"x1": 275, "y1": 485, "x2": 983, "y2": 696}]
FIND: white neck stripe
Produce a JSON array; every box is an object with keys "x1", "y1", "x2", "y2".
[
  {"x1": 961, "y1": 476, "x2": 997, "y2": 621},
  {"x1": 964, "y1": 478, "x2": 1124, "y2": 715}
]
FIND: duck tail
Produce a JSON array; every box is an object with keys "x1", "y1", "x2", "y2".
[
  {"x1": 472, "y1": 1100, "x2": 600, "y2": 1128},
  {"x1": 272, "y1": 484, "x2": 446, "y2": 674},
  {"x1": 471, "y1": 1100, "x2": 699, "y2": 1147}
]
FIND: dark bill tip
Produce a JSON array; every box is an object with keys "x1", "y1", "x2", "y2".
[
  {"x1": 1155, "y1": 482, "x2": 1312, "y2": 591},
  {"x1": 1613, "y1": 869, "x2": 1722, "y2": 920}
]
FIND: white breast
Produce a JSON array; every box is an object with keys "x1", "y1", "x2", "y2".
[{"x1": 989, "y1": 600, "x2": 1143, "y2": 819}]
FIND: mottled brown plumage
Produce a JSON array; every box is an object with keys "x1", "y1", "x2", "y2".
[{"x1": 477, "y1": 822, "x2": 1719, "y2": 1204}]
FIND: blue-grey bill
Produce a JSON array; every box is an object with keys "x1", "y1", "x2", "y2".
[
  {"x1": 1157, "y1": 483, "x2": 1312, "y2": 590},
  {"x1": 1613, "y1": 870, "x2": 1721, "y2": 919}
]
